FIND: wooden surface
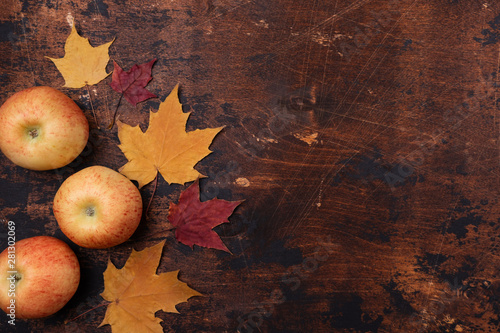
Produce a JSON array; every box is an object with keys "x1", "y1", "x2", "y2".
[{"x1": 0, "y1": 0, "x2": 499, "y2": 332}]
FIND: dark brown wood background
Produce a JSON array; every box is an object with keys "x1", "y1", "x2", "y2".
[{"x1": 0, "y1": 0, "x2": 499, "y2": 332}]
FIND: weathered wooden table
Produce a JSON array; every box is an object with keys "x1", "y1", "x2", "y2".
[{"x1": 0, "y1": 0, "x2": 499, "y2": 332}]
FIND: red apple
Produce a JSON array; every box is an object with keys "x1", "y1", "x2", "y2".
[
  {"x1": 0, "y1": 236, "x2": 80, "y2": 319},
  {"x1": 0, "y1": 86, "x2": 89, "y2": 170},
  {"x1": 53, "y1": 165, "x2": 143, "y2": 248}
]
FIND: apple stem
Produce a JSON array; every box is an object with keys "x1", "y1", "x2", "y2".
[
  {"x1": 65, "y1": 301, "x2": 111, "y2": 324},
  {"x1": 86, "y1": 84, "x2": 100, "y2": 129},
  {"x1": 145, "y1": 172, "x2": 159, "y2": 218},
  {"x1": 108, "y1": 93, "x2": 123, "y2": 130}
]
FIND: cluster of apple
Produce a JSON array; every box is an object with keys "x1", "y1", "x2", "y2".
[{"x1": 0, "y1": 86, "x2": 143, "y2": 319}]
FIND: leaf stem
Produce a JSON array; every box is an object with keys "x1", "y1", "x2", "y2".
[
  {"x1": 108, "y1": 93, "x2": 123, "y2": 129},
  {"x1": 145, "y1": 172, "x2": 159, "y2": 218},
  {"x1": 133, "y1": 228, "x2": 175, "y2": 243},
  {"x1": 86, "y1": 84, "x2": 100, "y2": 129},
  {"x1": 65, "y1": 301, "x2": 111, "y2": 324}
]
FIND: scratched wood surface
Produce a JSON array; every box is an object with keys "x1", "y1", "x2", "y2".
[{"x1": 0, "y1": 0, "x2": 499, "y2": 332}]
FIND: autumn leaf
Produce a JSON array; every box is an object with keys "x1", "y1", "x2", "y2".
[
  {"x1": 117, "y1": 84, "x2": 223, "y2": 188},
  {"x1": 168, "y1": 179, "x2": 243, "y2": 252},
  {"x1": 108, "y1": 59, "x2": 158, "y2": 129},
  {"x1": 111, "y1": 59, "x2": 157, "y2": 105},
  {"x1": 47, "y1": 24, "x2": 114, "y2": 88},
  {"x1": 99, "y1": 241, "x2": 202, "y2": 333}
]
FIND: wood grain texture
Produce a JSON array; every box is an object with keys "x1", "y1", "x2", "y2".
[{"x1": 0, "y1": 0, "x2": 499, "y2": 332}]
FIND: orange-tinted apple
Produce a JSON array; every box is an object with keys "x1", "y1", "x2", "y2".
[
  {"x1": 0, "y1": 236, "x2": 80, "y2": 319},
  {"x1": 53, "y1": 166, "x2": 143, "y2": 248},
  {"x1": 0, "y1": 86, "x2": 89, "y2": 170}
]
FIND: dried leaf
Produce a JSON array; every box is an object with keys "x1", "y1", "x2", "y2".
[
  {"x1": 47, "y1": 24, "x2": 114, "y2": 88},
  {"x1": 117, "y1": 84, "x2": 223, "y2": 188},
  {"x1": 99, "y1": 241, "x2": 201, "y2": 333},
  {"x1": 110, "y1": 59, "x2": 157, "y2": 105},
  {"x1": 168, "y1": 179, "x2": 243, "y2": 252}
]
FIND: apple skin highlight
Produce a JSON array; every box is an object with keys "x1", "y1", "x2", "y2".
[
  {"x1": 0, "y1": 86, "x2": 89, "y2": 170},
  {"x1": 53, "y1": 166, "x2": 143, "y2": 249},
  {"x1": 0, "y1": 236, "x2": 80, "y2": 319}
]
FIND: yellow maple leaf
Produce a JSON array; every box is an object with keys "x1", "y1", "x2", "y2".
[
  {"x1": 99, "y1": 241, "x2": 202, "y2": 333},
  {"x1": 117, "y1": 84, "x2": 223, "y2": 188},
  {"x1": 47, "y1": 24, "x2": 114, "y2": 88}
]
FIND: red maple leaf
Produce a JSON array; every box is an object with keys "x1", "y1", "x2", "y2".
[
  {"x1": 108, "y1": 59, "x2": 157, "y2": 128},
  {"x1": 168, "y1": 179, "x2": 243, "y2": 252},
  {"x1": 110, "y1": 59, "x2": 157, "y2": 105}
]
